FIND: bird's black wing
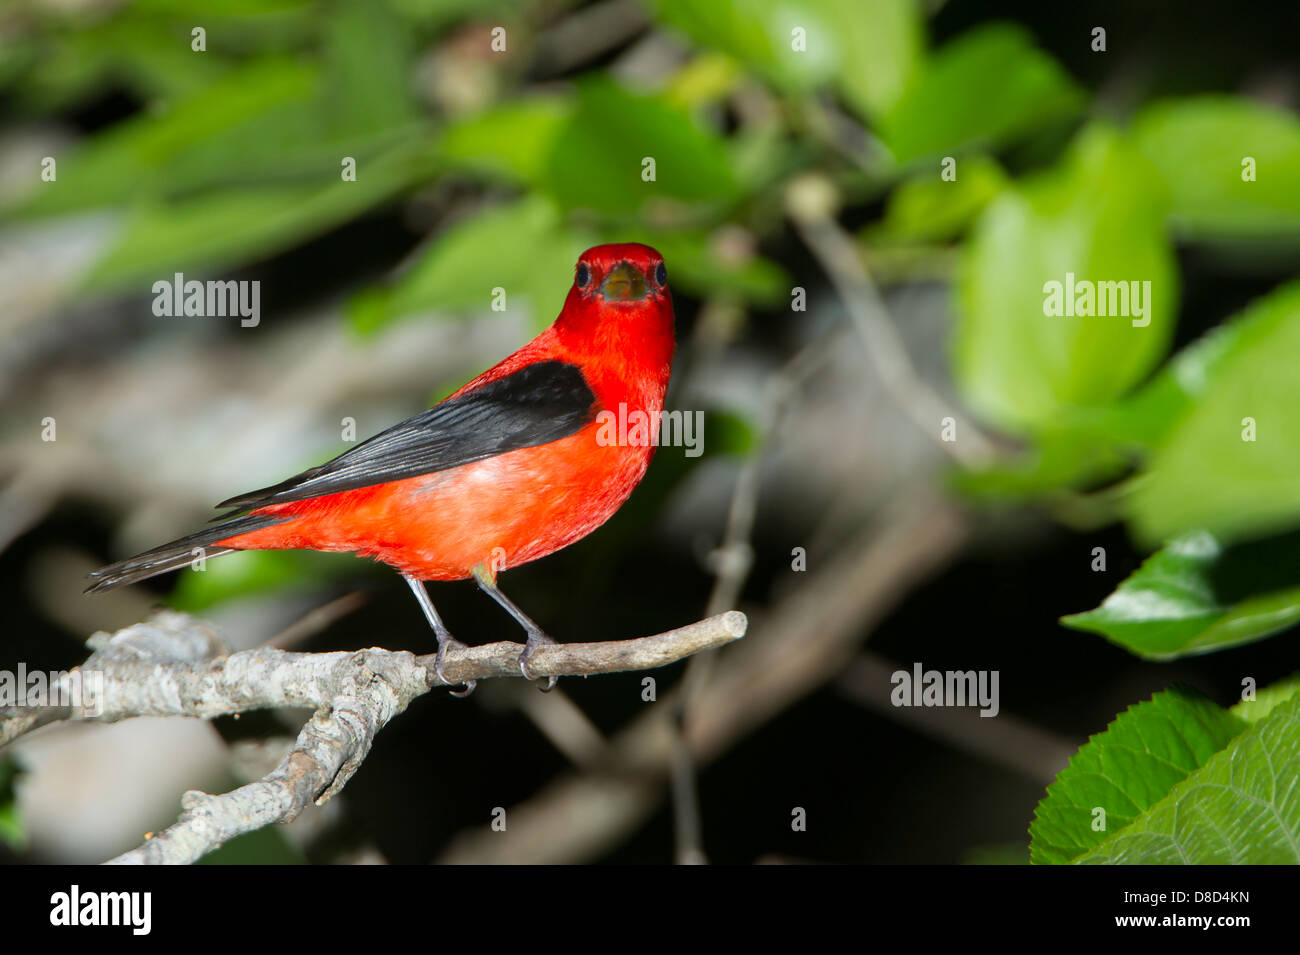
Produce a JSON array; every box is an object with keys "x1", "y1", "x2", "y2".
[{"x1": 215, "y1": 359, "x2": 598, "y2": 512}]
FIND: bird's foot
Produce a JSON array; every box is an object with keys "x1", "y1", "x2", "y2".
[
  {"x1": 436, "y1": 636, "x2": 476, "y2": 697},
  {"x1": 518, "y1": 630, "x2": 558, "y2": 691}
]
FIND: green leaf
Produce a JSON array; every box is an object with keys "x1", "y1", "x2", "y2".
[
  {"x1": 1062, "y1": 530, "x2": 1300, "y2": 659},
  {"x1": 1029, "y1": 687, "x2": 1245, "y2": 865},
  {"x1": 652, "y1": 0, "x2": 836, "y2": 93},
  {"x1": 880, "y1": 23, "x2": 1084, "y2": 163},
  {"x1": 542, "y1": 77, "x2": 738, "y2": 215},
  {"x1": 958, "y1": 281, "x2": 1300, "y2": 502},
  {"x1": 1065, "y1": 284, "x2": 1299, "y2": 453},
  {"x1": 82, "y1": 137, "x2": 429, "y2": 291},
  {"x1": 441, "y1": 80, "x2": 741, "y2": 219},
  {"x1": 322, "y1": 0, "x2": 420, "y2": 136},
  {"x1": 13, "y1": 4, "x2": 424, "y2": 222},
  {"x1": 349, "y1": 195, "x2": 594, "y2": 335},
  {"x1": 1129, "y1": 281, "x2": 1300, "y2": 546},
  {"x1": 872, "y1": 154, "x2": 1008, "y2": 243},
  {"x1": 1133, "y1": 96, "x2": 1300, "y2": 240},
  {"x1": 821, "y1": 0, "x2": 922, "y2": 119},
  {"x1": 439, "y1": 98, "x2": 572, "y2": 185},
  {"x1": 11, "y1": 59, "x2": 321, "y2": 218},
  {"x1": 1076, "y1": 693, "x2": 1300, "y2": 863},
  {"x1": 954, "y1": 124, "x2": 1178, "y2": 434},
  {"x1": 652, "y1": 0, "x2": 921, "y2": 118}
]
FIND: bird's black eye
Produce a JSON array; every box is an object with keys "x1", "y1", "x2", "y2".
[
  {"x1": 654, "y1": 262, "x2": 667, "y2": 287},
  {"x1": 576, "y1": 263, "x2": 591, "y2": 287}
]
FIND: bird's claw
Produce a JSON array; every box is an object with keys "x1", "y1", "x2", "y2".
[
  {"x1": 518, "y1": 631, "x2": 558, "y2": 692},
  {"x1": 436, "y1": 636, "x2": 476, "y2": 697}
]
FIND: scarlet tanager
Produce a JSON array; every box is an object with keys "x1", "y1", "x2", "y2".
[{"x1": 87, "y1": 243, "x2": 675, "y2": 694}]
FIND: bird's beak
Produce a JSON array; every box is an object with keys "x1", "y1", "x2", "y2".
[{"x1": 599, "y1": 261, "x2": 647, "y2": 301}]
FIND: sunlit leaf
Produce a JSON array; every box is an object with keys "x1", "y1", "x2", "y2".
[
  {"x1": 1232, "y1": 671, "x2": 1300, "y2": 725},
  {"x1": 955, "y1": 124, "x2": 1177, "y2": 434},
  {"x1": 1133, "y1": 96, "x2": 1300, "y2": 240},
  {"x1": 439, "y1": 98, "x2": 572, "y2": 184},
  {"x1": 1128, "y1": 283, "x2": 1300, "y2": 545},
  {"x1": 653, "y1": 0, "x2": 921, "y2": 117},
  {"x1": 653, "y1": 0, "x2": 834, "y2": 92},
  {"x1": 1062, "y1": 530, "x2": 1300, "y2": 659}
]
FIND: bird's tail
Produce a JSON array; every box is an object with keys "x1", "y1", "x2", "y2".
[{"x1": 85, "y1": 513, "x2": 290, "y2": 594}]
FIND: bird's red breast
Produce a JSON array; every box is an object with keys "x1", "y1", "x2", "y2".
[{"x1": 215, "y1": 242, "x2": 675, "y2": 580}]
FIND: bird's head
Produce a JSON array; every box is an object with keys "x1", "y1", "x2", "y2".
[
  {"x1": 570, "y1": 243, "x2": 670, "y2": 306},
  {"x1": 555, "y1": 243, "x2": 675, "y2": 366}
]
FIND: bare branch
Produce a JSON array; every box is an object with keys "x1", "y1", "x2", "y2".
[{"x1": 0, "y1": 608, "x2": 746, "y2": 864}]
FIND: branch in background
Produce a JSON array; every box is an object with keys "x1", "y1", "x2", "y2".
[
  {"x1": 835, "y1": 653, "x2": 1074, "y2": 787},
  {"x1": 669, "y1": 337, "x2": 829, "y2": 864},
  {"x1": 786, "y1": 174, "x2": 998, "y2": 469},
  {"x1": 0, "y1": 609, "x2": 746, "y2": 864}
]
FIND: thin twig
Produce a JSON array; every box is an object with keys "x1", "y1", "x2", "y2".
[{"x1": 670, "y1": 342, "x2": 823, "y2": 864}]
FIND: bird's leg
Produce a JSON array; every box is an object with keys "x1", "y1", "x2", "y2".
[
  {"x1": 404, "y1": 575, "x2": 475, "y2": 697},
  {"x1": 471, "y1": 564, "x2": 558, "y2": 691}
]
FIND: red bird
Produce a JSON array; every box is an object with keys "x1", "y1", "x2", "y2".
[{"x1": 88, "y1": 243, "x2": 675, "y2": 694}]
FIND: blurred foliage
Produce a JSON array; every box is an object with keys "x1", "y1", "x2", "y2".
[
  {"x1": 1133, "y1": 97, "x2": 1300, "y2": 239},
  {"x1": 167, "y1": 548, "x2": 354, "y2": 612},
  {"x1": 878, "y1": 23, "x2": 1084, "y2": 163},
  {"x1": 5, "y1": 0, "x2": 1300, "y2": 864},
  {"x1": 0, "y1": 757, "x2": 24, "y2": 851},
  {"x1": 955, "y1": 124, "x2": 1177, "y2": 433}
]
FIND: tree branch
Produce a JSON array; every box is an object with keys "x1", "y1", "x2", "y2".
[{"x1": 0, "y1": 608, "x2": 746, "y2": 864}]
